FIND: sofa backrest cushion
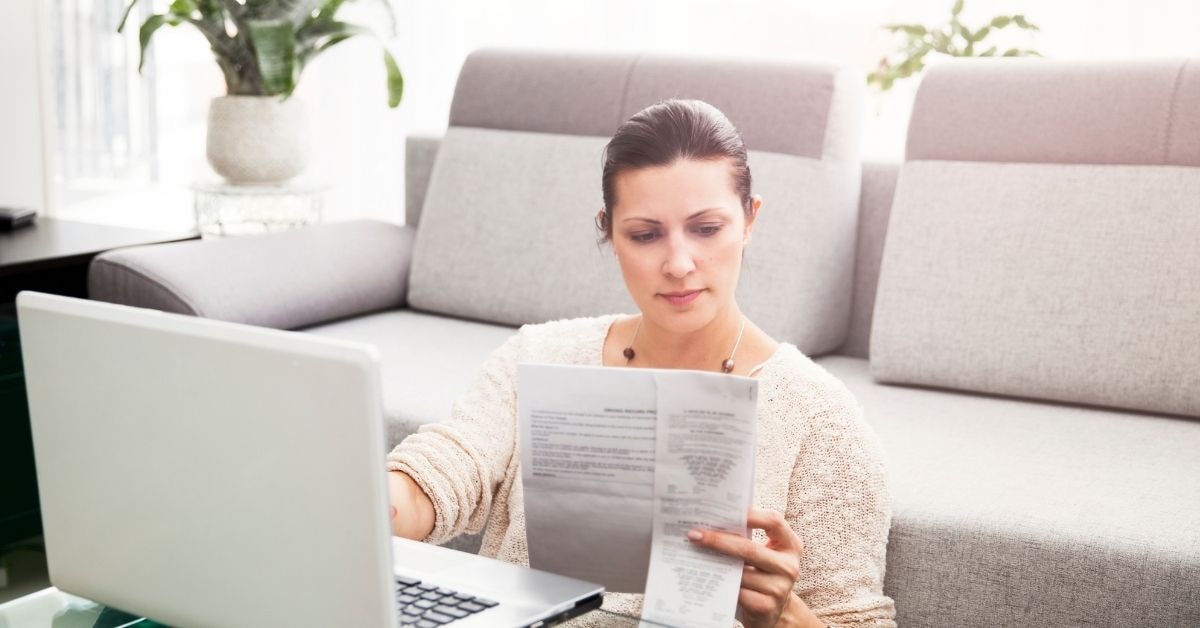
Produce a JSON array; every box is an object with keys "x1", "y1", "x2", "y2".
[
  {"x1": 407, "y1": 49, "x2": 863, "y2": 355},
  {"x1": 870, "y1": 59, "x2": 1200, "y2": 418}
]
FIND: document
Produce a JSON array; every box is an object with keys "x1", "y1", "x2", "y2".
[{"x1": 518, "y1": 364, "x2": 758, "y2": 628}]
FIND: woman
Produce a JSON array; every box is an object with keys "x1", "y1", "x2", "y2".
[{"x1": 386, "y1": 99, "x2": 896, "y2": 628}]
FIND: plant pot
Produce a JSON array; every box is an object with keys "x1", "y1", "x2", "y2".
[{"x1": 206, "y1": 95, "x2": 310, "y2": 185}]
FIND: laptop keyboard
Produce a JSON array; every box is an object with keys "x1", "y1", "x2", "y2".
[{"x1": 395, "y1": 575, "x2": 498, "y2": 626}]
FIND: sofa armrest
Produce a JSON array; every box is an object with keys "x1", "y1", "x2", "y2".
[
  {"x1": 405, "y1": 134, "x2": 441, "y2": 227},
  {"x1": 88, "y1": 220, "x2": 415, "y2": 330}
]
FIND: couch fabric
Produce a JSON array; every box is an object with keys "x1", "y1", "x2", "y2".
[
  {"x1": 871, "y1": 161, "x2": 1200, "y2": 417},
  {"x1": 819, "y1": 355, "x2": 1200, "y2": 628},
  {"x1": 89, "y1": 220, "x2": 414, "y2": 329}
]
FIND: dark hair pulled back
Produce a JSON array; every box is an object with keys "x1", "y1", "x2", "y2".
[{"x1": 598, "y1": 99, "x2": 752, "y2": 241}]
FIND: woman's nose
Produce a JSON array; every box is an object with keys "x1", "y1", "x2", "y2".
[{"x1": 662, "y1": 234, "x2": 696, "y2": 278}]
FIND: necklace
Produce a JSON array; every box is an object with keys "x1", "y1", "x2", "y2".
[{"x1": 623, "y1": 316, "x2": 747, "y2": 374}]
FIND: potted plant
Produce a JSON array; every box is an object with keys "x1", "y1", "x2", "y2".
[
  {"x1": 868, "y1": 0, "x2": 1041, "y2": 92},
  {"x1": 118, "y1": 0, "x2": 403, "y2": 185}
]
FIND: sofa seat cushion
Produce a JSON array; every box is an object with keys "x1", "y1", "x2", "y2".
[
  {"x1": 304, "y1": 309, "x2": 516, "y2": 448},
  {"x1": 815, "y1": 355, "x2": 1200, "y2": 628}
]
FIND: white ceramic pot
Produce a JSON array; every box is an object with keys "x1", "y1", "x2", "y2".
[{"x1": 206, "y1": 95, "x2": 310, "y2": 184}]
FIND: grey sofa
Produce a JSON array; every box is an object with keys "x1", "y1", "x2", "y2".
[{"x1": 88, "y1": 50, "x2": 1200, "y2": 627}]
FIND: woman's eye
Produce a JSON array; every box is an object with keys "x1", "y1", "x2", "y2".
[
  {"x1": 630, "y1": 231, "x2": 658, "y2": 243},
  {"x1": 694, "y1": 224, "x2": 723, "y2": 236}
]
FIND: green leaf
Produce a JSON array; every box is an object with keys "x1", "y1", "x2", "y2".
[
  {"x1": 117, "y1": 0, "x2": 140, "y2": 33},
  {"x1": 990, "y1": 16, "x2": 1012, "y2": 29},
  {"x1": 970, "y1": 25, "x2": 991, "y2": 43},
  {"x1": 953, "y1": 21, "x2": 971, "y2": 42},
  {"x1": 296, "y1": 19, "x2": 368, "y2": 65},
  {"x1": 884, "y1": 23, "x2": 928, "y2": 37},
  {"x1": 168, "y1": 0, "x2": 198, "y2": 17},
  {"x1": 1013, "y1": 15, "x2": 1039, "y2": 30},
  {"x1": 247, "y1": 19, "x2": 298, "y2": 95},
  {"x1": 384, "y1": 49, "x2": 403, "y2": 108},
  {"x1": 930, "y1": 30, "x2": 952, "y2": 54},
  {"x1": 1002, "y1": 48, "x2": 1022, "y2": 57},
  {"x1": 979, "y1": 46, "x2": 998, "y2": 57},
  {"x1": 136, "y1": 14, "x2": 169, "y2": 72},
  {"x1": 952, "y1": 0, "x2": 964, "y2": 16}
]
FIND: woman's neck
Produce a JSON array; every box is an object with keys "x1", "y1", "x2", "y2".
[{"x1": 631, "y1": 307, "x2": 746, "y2": 371}]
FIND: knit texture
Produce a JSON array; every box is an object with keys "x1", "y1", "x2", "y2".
[{"x1": 386, "y1": 315, "x2": 896, "y2": 627}]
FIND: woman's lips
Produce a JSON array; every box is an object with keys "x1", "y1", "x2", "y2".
[{"x1": 660, "y1": 289, "x2": 703, "y2": 306}]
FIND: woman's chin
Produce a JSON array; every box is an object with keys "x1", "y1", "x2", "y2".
[{"x1": 646, "y1": 304, "x2": 715, "y2": 334}]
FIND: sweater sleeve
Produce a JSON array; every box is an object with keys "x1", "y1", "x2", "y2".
[
  {"x1": 785, "y1": 375, "x2": 897, "y2": 628},
  {"x1": 385, "y1": 329, "x2": 522, "y2": 545}
]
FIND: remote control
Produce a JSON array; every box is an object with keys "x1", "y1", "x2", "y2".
[{"x1": 0, "y1": 206, "x2": 38, "y2": 230}]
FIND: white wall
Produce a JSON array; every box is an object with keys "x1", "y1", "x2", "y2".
[{"x1": 0, "y1": 0, "x2": 53, "y2": 213}]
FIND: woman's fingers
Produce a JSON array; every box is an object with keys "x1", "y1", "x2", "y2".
[
  {"x1": 689, "y1": 528, "x2": 797, "y2": 578},
  {"x1": 737, "y1": 586, "x2": 780, "y2": 618},
  {"x1": 746, "y1": 507, "x2": 804, "y2": 554},
  {"x1": 688, "y1": 507, "x2": 803, "y2": 578},
  {"x1": 739, "y1": 565, "x2": 797, "y2": 600}
]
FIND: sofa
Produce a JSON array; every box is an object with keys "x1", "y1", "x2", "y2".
[{"x1": 87, "y1": 50, "x2": 1200, "y2": 627}]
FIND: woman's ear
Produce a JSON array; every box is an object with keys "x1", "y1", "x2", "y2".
[{"x1": 744, "y1": 195, "x2": 763, "y2": 244}]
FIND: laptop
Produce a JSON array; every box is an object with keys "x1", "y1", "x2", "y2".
[{"x1": 16, "y1": 291, "x2": 604, "y2": 628}]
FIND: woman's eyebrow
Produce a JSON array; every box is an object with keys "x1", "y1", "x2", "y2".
[{"x1": 620, "y1": 208, "x2": 726, "y2": 224}]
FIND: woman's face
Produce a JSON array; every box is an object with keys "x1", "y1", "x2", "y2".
[{"x1": 610, "y1": 158, "x2": 759, "y2": 334}]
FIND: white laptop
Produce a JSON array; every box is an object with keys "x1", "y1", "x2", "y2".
[{"x1": 16, "y1": 291, "x2": 604, "y2": 628}]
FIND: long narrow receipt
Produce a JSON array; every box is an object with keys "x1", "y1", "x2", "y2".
[
  {"x1": 641, "y1": 371, "x2": 758, "y2": 628},
  {"x1": 518, "y1": 363, "x2": 757, "y2": 627}
]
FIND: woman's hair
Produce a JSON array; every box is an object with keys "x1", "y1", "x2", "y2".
[{"x1": 598, "y1": 99, "x2": 752, "y2": 242}]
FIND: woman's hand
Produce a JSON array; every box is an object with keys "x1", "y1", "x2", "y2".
[{"x1": 688, "y1": 507, "x2": 819, "y2": 628}]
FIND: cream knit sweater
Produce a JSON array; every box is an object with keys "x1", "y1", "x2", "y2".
[{"x1": 386, "y1": 315, "x2": 896, "y2": 628}]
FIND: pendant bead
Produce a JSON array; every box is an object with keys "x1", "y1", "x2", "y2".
[
  {"x1": 623, "y1": 347, "x2": 635, "y2": 360},
  {"x1": 722, "y1": 358, "x2": 735, "y2": 373}
]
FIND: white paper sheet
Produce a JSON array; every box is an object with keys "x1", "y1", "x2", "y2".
[{"x1": 518, "y1": 363, "x2": 758, "y2": 627}]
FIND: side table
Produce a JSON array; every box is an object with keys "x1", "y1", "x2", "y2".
[{"x1": 193, "y1": 182, "x2": 327, "y2": 237}]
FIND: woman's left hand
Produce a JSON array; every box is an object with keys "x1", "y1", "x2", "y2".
[{"x1": 687, "y1": 507, "x2": 807, "y2": 628}]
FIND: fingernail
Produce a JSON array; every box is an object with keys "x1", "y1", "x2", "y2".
[{"x1": 687, "y1": 529, "x2": 703, "y2": 542}]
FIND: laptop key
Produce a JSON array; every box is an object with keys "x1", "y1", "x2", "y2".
[
  {"x1": 452, "y1": 592, "x2": 475, "y2": 602},
  {"x1": 435, "y1": 587, "x2": 456, "y2": 596},
  {"x1": 420, "y1": 592, "x2": 443, "y2": 602},
  {"x1": 458, "y1": 601, "x2": 485, "y2": 613},
  {"x1": 398, "y1": 594, "x2": 418, "y2": 604},
  {"x1": 422, "y1": 610, "x2": 454, "y2": 624},
  {"x1": 414, "y1": 599, "x2": 437, "y2": 609},
  {"x1": 404, "y1": 585, "x2": 426, "y2": 595},
  {"x1": 416, "y1": 621, "x2": 439, "y2": 628},
  {"x1": 417, "y1": 583, "x2": 439, "y2": 591},
  {"x1": 474, "y1": 597, "x2": 499, "y2": 608},
  {"x1": 434, "y1": 605, "x2": 469, "y2": 619},
  {"x1": 400, "y1": 613, "x2": 422, "y2": 623},
  {"x1": 396, "y1": 576, "x2": 420, "y2": 586}
]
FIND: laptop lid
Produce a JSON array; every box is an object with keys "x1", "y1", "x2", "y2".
[{"x1": 17, "y1": 292, "x2": 397, "y2": 627}]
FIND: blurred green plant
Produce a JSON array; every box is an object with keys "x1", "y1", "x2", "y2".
[
  {"x1": 868, "y1": 0, "x2": 1041, "y2": 91},
  {"x1": 118, "y1": 0, "x2": 403, "y2": 107}
]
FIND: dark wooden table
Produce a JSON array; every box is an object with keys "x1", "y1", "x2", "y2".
[{"x1": 0, "y1": 218, "x2": 199, "y2": 551}]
